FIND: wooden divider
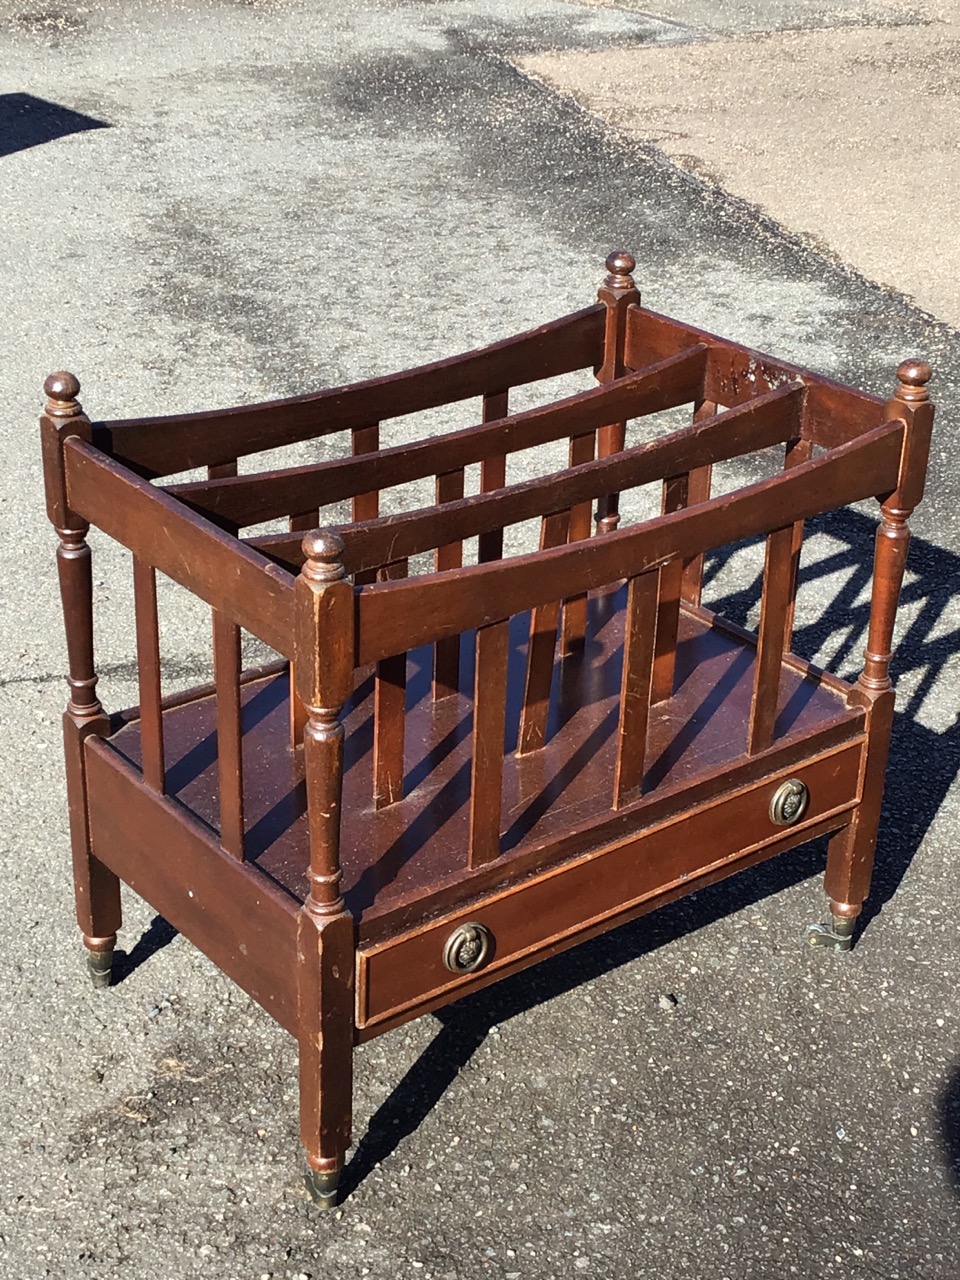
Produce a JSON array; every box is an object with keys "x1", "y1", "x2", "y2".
[
  {"x1": 132, "y1": 556, "x2": 164, "y2": 793},
  {"x1": 434, "y1": 467, "x2": 466, "y2": 699},
  {"x1": 248, "y1": 380, "x2": 797, "y2": 575},
  {"x1": 479, "y1": 389, "x2": 508, "y2": 563},
  {"x1": 373, "y1": 559, "x2": 409, "y2": 809},
  {"x1": 469, "y1": 619, "x2": 510, "y2": 867},
  {"x1": 168, "y1": 348, "x2": 708, "y2": 529},
  {"x1": 517, "y1": 511, "x2": 570, "y2": 755},
  {"x1": 613, "y1": 569, "x2": 659, "y2": 805},
  {"x1": 213, "y1": 610, "x2": 245, "y2": 858},
  {"x1": 355, "y1": 420, "x2": 904, "y2": 666}
]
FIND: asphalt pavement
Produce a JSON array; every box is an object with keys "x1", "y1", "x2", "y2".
[{"x1": 2, "y1": 1, "x2": 959, "y2": 1277}]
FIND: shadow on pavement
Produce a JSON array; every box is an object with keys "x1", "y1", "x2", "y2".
[{"x1": 0, "y1": 92, "x2": 109, "y2": 158}]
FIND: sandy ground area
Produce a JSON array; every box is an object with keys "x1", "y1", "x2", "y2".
[{"x1": 523, "y1": 4, "x2": 960, "y2": 325}]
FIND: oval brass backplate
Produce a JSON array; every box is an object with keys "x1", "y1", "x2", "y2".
[
  {"x1": 442, "y1": 922, "x2": 493, "y2": 974},
  {"x1": 769, "y1": 778, "x2": 809, "y2": 826}
]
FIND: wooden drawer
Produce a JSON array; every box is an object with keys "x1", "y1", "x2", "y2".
[{"x1": 356, "y1": 740, "x2": 863, "y2": 1031}]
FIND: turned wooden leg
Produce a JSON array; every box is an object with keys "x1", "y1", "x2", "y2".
[{"x1": 298, "y1": 911, "x2": 354, "y2": 1210}]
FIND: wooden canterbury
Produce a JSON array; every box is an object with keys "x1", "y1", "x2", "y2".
[{"x1": 41, "y1": 252, "x2": 935, "y2": 1207}]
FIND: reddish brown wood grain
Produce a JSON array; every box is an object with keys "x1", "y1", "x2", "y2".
[{"x1": 356, "y1": 421, "x2": 904, "y2": 665}]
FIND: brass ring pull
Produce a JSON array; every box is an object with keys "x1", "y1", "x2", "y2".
[
  {"x1": 769, "y1": 779, "x2": 809, "y2": 826},
  {"x1": 442, "y1": 922, "x2": 493, "y2": 974}
]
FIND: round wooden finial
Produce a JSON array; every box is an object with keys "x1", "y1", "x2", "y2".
[
  {"x1": 44, "y1": 370, "x2": 82, "y2": 417},
  {"x1": 894, "y1": 358, "x2": 932, "y2": 403},
  {"x1": 301, "y1": 529, "x2": 347, "y2": 583},
  {"x1": 605, "y1": 250, "x2": 635, "y2": 277},
  {"x1": 599, "y1": 250, "x2": 638, "y2": 303}
]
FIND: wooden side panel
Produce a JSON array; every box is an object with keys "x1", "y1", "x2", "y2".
[{"x1": 85, "y1": 740, "x2": 300, "y2": 1035}]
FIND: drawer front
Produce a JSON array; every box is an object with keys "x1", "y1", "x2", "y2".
[{"x1": 357, "y1": 740, "x2": 863, "y2": 1030}]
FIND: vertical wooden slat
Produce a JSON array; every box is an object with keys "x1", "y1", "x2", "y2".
[
  {"x1": 132, "y1": 556, "x2": 165, "y2": 793},
  {"x1": 517, "y1": 511, "x2": 570, "y2": 755},
  {"x1": 747, "y1": 524, "x2": 796, "y2": 755},
  {"x1": 479, "y1": 389, "x2": 508, "y2": 563},
  {"x1": 651, "y1": 473, "x2": 689, "y2": 703},
  {"x1": 614, "y1": 569, "x2": 659, "y2": 806},
  {"x1": 468, "y1": 619, "x2": 510, "y2": 868},
  {"x1": 351, "y1": 424, "x2": 380, "y2": 523},
  {"x1": 433, "y1": 467, "x2": 466, "y2": 699},
  {"x1": 290, "y1": 511, "x2": 320, "y2": 533},
  {"x1": 213, "y1": 609, "x2": 245, "y2": 859},
  {"x1": 373, "y1": 559, "x2": 409, "y2": 808},
  {"x1": 680, "y1": 399, "x2": 718, "y2": 604},
  {"x1": 781, "y1": 436, "x2": 814, "y2": 652},
  {"x1": 207, "y1": 460, "x2": 238, "y2": 480},
  {"x1": 560, "y1": 429, "x2": 596, "y2": 653},
  {"x1": 595, "y1": 420, "x2": 627, "y2": 533}
]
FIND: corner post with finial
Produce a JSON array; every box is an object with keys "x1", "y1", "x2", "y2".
[
  {"x1": 293, "y1": 530, "x2": 356, "y2": 1208},
  {"x1": 809, "y1": 359, "x2": 934, "y2": 952},
  {"x1": 40, "y1": 372, "x2": 121, "y2": 988},
  {"x1": 595, "y1": 250, "x2": 640, "y2": 534}
]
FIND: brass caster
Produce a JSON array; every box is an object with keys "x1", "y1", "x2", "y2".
[
  {"x1": 86, "y1": 948, "x2": 114, "y2": 989},
  {"x1": 806, "y1": 915, "x2": 855, "y2": 954},
  {"x1": 304, "y1": 1166, "x2": 340, "y2": 1209}
]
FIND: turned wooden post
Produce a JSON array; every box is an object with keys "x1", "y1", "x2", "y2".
[
  {"x1": 293, "y1": 530, "x2": 356, "y2": 1207},
  {"x1": 816, "y1": 359, "x2": 934, "y2": 948},
  {"x1": 40, "y1": 372, "x2": 121, "y2": 986},
  {"x1": 595, "y1": 250, "x2": 640, "y2": 534}
]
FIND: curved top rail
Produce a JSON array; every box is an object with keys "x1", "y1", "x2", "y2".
[
  {"x1": 355, "y1": 419, "x2": 905, "y2": 666},
  {"x1": 92, "y1": 306, "x2": 605, "y2": 477}
]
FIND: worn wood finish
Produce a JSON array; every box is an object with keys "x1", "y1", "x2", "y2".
[
  {"x1": 626, "y1": 306, "x2": 887, "y2": 446},
  {"x1": 44, "y1": 260, "x2": 932, "y2": 1210}
]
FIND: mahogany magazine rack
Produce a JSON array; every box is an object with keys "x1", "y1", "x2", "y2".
[{"x1": 42, "y1": 252, "x2": 934, "y2": 1206}]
